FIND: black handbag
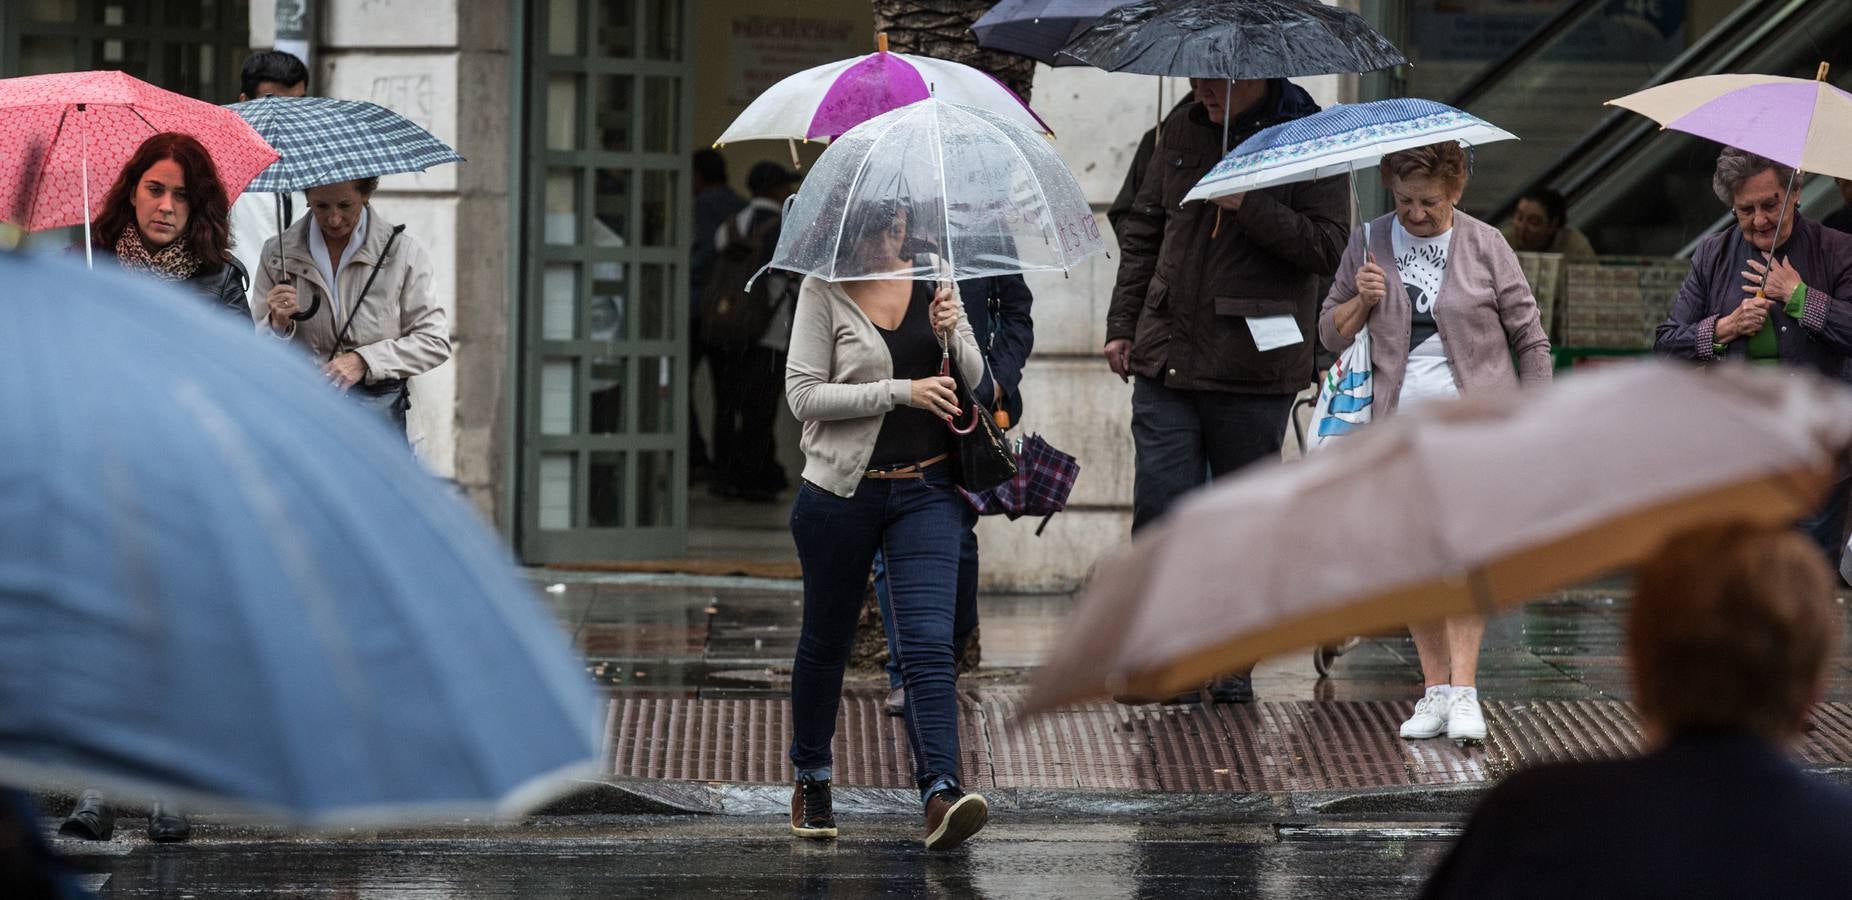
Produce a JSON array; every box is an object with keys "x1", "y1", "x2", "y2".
[{"x1": 942, "y1": 355, "x2": 1017, "y2": 493}]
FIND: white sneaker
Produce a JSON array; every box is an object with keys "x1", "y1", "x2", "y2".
[
  {"x1": 1447, "y1": 687, "x2": 1486, "y2": 743},
  {"x1": 1399, "y1": 685, "x2": 1453, "y2": 739}
]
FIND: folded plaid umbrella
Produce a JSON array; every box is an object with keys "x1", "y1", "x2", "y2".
[
  {"x1": 958, "y1": 433, "x2": 1080, "y2": 532},
  {"x1": 227, "y1": 95, "x2": 463, "y2": 193}
]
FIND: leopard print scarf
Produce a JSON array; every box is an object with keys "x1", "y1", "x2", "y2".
[{"x1": 113, "y1": 227, "x2": 201, "y2": 282}]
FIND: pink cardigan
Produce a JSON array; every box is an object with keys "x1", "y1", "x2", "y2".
[{"x1": 1317, "y1": 211, "x2": 1552, "y2": 417}]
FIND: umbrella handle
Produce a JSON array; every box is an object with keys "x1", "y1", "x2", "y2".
[
  {"x1": 941, "y1": 351, "x2": 980, "y2": 435},
  {"x1": 291, "y1": 290, "x2": 321, "y2": 322}
]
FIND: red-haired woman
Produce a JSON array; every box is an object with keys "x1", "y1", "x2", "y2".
[
  {"x1": 88, "y1": 131, "x2": 248, "y2": 316},
  {"x1": 1317, "y1": 141, "x2": 1553, "y2": 745},
  {"x1": 57, "y1": 133, "x2": 246, "y2": 847}
]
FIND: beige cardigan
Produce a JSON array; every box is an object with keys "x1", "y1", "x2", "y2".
[
  {"x1": 250, "y1": 206, "x2": 452, "y2": 383},
  {"x1": 785, "y1": 274, "x2": 985, "y2": 497}
]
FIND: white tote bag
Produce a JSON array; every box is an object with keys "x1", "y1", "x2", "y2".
[
  {"x1": 1306, "y1": 325, "x2": 1372, "y2": 452},
  {"x1": 1307, "y1": 225, "x2": 1377, "y2": 452}
]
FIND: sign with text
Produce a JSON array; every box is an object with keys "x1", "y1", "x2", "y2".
[{"x1": 724, "y1": 16, "x2": 864, "y2": 111}]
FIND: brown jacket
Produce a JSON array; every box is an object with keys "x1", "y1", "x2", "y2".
[
  {"x1": 1318, "y1": 212, "x2": 1552, "y2": 417},
  {"x1": 1106, "y1": 85, "x2": 1349, "y2": 395}
]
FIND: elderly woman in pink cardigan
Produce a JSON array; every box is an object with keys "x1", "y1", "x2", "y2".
[{"x1": 1317, "y1": 141, "x2": 1553, "y2": 744}]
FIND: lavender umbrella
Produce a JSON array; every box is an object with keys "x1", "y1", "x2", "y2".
[
  {"x1": 1608, "y1": 63, "x2": 1852, "y2": 297},
  {"x1": 1607, "y1": 65, "x2": 1852, "y2": 182}
]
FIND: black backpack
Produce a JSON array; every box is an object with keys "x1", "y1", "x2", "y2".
[{"x1": 697, "y1": 210, "x2": 787, "y2": 350}]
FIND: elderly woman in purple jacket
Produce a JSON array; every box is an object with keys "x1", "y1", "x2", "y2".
[
  {"x1": 1318, "y1": 141, "x2": 1553, "y2": 746},
  {"x1": 1655, "y1": 146, "x2": 1852, "y2": 562}
]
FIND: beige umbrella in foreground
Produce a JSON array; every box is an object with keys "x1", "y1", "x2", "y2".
[{"x1": 1024, "y1": 362, "x2": 1852, "y2": 716}]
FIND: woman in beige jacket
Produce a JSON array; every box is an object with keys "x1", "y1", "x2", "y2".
[
  {"x1": 782, "y1": 200, "x2": 991, "y2": 852},
  {"x1": 251, "y1": 176, "x2": 451, "y2": 433}
]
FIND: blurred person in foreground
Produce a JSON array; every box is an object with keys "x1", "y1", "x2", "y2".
[
  {"x1": 1654, "y1": 147, "x2": 1852, "y2": 565},
  {"x1": 1500, "y1": 187, "x2": 1595, "y2": 258},
  {"x1": 1420, "y1": 522, "x2": 1852, "y2": 898},
  {"x1": 252, "y1": 175, "x2": 451, "y2": 437},
  {"x1": 1105, "y1": 76, "x2": 1348, "y2": 706},
  {"x1": 228, "y1": 49, "x2": 310, "y2": 284},
  {"x1": 1320, "y1": 141, "x2": 1552, "y2": 744},
  {"x1": 783, "y1": 199, "x2": 989, "y2": 851}
]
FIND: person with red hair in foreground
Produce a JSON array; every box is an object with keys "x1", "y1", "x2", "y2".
[{"x1": 1421, "y1": 522, "x2": 1852, "y2": 898}]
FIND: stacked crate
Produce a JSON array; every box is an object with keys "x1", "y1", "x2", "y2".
[
  {"x1": 1515, "y1": 251, "x2": 1564, "y2": 340},
  {"x1": 1559, "y1": 257, "x2": 1691, "y2": 349}
]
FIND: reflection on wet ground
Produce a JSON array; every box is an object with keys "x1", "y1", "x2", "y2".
[
  {"x1": 79, "y1": 819, "x2": 1453, "y2": 899},
  {"x1": 536, "y1": 573, "x2": 1852, "y2": 705}
]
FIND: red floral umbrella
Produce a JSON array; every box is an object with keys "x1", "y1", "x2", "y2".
[{"x1": 0, "y1": 70, "x2": 278, "y2": 263}]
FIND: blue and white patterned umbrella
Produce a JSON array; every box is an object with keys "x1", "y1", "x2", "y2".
[
  {"x1": 1185, "y1": 98, "x2": 1516, "y2": 202},
  {"x1": 228, "y1": 95, "x2": 463, "y2": 192}
]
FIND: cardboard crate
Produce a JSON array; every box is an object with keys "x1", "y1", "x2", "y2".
[{"x1": 1560, "y1": 256, "x2": 1691, "y2": 351}]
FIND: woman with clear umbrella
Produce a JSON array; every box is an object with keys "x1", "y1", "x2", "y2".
[
  {"x1": 251, "y1": 175, "x2": 450, "y2": 436},
  {"x1": 782, "y1": 198, "x2": 991, "y2": 850},
  {"x1": 766, "y1": 97, "x2": 1102, "y2": 851},
  {"x1": 1318, "y1": 141, "x2": 1552, "y2": 745}
]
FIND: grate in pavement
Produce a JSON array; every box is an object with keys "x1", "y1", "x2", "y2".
[{"x1": 600, "y1": 693, "x2": 1852, "y2": 792}]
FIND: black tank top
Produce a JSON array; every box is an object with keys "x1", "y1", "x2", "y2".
[{"x1": 868, "y1": 280, "x2": 949, "y2": 467}]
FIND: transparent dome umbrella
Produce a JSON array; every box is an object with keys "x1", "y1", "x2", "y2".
[{"x1": 768, "y1": 98, "x2": 1106, "y2": 283}]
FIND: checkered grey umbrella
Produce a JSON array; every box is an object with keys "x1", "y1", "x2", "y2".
[{"x1": 227, "y1": 95, "x2": 463, "y2": 192}]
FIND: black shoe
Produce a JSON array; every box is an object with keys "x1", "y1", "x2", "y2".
[
  {"x1": 883, "y1": 686, "x2": 906, "y2": 717},
  {"x1": 1159, "y1": 690, "x2": 1204, "y2": 705},
  {"x1": 58, "y1": 789, "x2": 114, "y2": 841},
  {"x1": 790, "y1": 776, "x2": 837, "y2": 839},
  {"x1": 1207, "y1": 673, "x2": 1254, "y2": 704},
  {"x1": 148, "y1": 801, "x2": 190, "y2": 843}
]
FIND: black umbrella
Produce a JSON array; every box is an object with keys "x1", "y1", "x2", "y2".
[
  {"x1": 1056, "y1": 0, "x2": 1407, "y2": 79},
  {"x1": 970, "y1": 0, "x2": 1139, "y2": 66}
]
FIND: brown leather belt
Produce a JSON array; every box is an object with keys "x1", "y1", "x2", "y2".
[{"x1": 864, "y1": 453, "x2": 948, "y2": 479}]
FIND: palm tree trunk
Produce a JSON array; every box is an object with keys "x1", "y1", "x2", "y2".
[
  {"x1": 848, "y1": 1, "x2": 1023, "y2": 676},
  {"x1": 873, "y1": 0, "x2": 1036, "y2": 102}
]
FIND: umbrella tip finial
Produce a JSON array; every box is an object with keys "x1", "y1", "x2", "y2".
[
  {"x1": 1818, "y1": 62, "x2": 1831, "y2": 81},
  {"x1": 877, "y1": 32, "x2": 888, "y2": 54}
]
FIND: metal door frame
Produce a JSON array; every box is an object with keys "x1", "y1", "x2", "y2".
[{"x1": 514, "y1": 0, "x2": 693, "y2": 562}]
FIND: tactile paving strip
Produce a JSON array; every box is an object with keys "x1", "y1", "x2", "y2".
[{"x1": 600, "y1": 693, "x2": 1852, "y2": 792}]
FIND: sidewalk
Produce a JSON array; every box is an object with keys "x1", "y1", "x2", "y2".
[{"x1": 533, "y1": 571, "x2": 1852, "y2": 815}]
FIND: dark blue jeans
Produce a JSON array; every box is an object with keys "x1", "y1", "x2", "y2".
[
  {"x1": 874, "y1": 503, "x2": 979, "y2": 690},
  {"x1": 1131, "y1": 377, "x2": 1294, "y2": 532},
  {"x1": 788, "y1": 463, "x2": 966, "y2": 795}
]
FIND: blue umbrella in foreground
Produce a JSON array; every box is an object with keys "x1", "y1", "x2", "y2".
[{"x1": 0, "y1": 252, "x2": 599, "y2": 825}]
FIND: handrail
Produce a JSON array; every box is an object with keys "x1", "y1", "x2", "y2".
[
  {"x1": 1443, "y1": 0, "x2": 1607, "y2": 112},
  {"x1": 1477, "y1": 0, "x2": 1809, "y2": 229}
]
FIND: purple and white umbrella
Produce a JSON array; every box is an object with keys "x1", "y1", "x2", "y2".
[
  {"x1": 1607, "y1": 67, "x2": 1852, "y2": 181},
  {"x1": 715, "y1": 37, "x2": 1051, "y2": 147}
]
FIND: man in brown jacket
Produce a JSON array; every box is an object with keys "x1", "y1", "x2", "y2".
[{"x1": 1104, "y1": 78, "x2": 1348, "y2": 703}]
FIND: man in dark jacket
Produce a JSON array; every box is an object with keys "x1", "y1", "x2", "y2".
[
  {"x1": 1421, "y1": 523, "x2": 1852, "y2": 898},
  {"x1": 1105, "y1": 78, "x2": 1347, "y2": 704},
  {"x1": 876, "y1": 273, "x2": 1035, "y2": 714}
]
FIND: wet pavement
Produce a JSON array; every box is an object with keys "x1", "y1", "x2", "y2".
[
  {"x1": 69, "y1": 818, "x2": 1455, "y2": 898},
  {"x1": 531, "y1": 572, "x2": 1852, "y2": 802}
]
